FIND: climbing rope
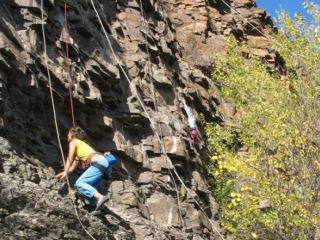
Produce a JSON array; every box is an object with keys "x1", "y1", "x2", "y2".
[
  {"x1": 156, "y1": 0, "x2": 208, "y2": 148},
  {"x1": 137, "y1": 2, "x2": 157, "y2": 111},
  {"x1": 89, "y1": 1, "x2": 225, "y2": 239},
  {"x1": 40, "y1": 1, "x2": 96, "y2": 239},
  {"x1": 138, "y1": 0, "x2": 185, "y2": 229},
  {"x1": 63, "y1": 0, "x2": 76, "y2": 127}
]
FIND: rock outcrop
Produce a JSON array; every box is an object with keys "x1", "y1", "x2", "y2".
[{"x1": 0, "y1": 0, "x2": 273, "y2": 239}]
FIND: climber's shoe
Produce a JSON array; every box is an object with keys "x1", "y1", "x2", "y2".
[
  {"x1": 95, "y1": 195, "x2": 109, "y2": 210},
  {"x1": 91, "y1": 210, "x2": 102, "y2": 216}
]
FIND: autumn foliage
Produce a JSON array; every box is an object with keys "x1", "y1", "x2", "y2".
[{"x1": 207, "y1": 2, "x2": 320, "y2": 239}]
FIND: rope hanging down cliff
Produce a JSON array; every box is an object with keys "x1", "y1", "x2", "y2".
[
  {"x1": 137, "y1": 0, "x2": 185, "y2": 230},
  {"x1": 63, "y1": 0, "x2": 76, "y2": 127},
  {"x1": 89, "y1": 0, "x2": 226, "y2": 239},
  {"x1": 40, "y1": 1, "x2": 97, "y2": 239}
]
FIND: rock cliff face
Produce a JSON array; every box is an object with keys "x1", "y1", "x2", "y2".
[{"x1": 0, "y1": 0, "x2": 273, "y2": 239}]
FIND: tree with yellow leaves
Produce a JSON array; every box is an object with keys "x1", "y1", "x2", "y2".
[{"x1": 207, "y1": 2, "x2": 320, "y2": 239}]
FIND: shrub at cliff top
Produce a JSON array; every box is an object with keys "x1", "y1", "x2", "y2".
[{"x1": 207, "y1": 3, "x2": 320, "y2": 239}]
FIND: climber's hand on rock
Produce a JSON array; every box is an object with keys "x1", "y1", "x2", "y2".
[{"x1": 56, "y1": 171, "x2": 67, "y2": 180}]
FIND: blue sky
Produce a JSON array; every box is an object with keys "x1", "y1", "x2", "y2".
[{"x1": 255, "y1": 0, "x2": 311, "y2": 21}]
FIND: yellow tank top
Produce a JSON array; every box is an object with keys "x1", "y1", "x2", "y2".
[{"x1": 75, "y1": 139, "x2": 95, "y2": 161}]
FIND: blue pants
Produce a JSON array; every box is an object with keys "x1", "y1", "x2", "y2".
[{"x1": 75, "y1": 156, "x2": 111, "y2": 204}]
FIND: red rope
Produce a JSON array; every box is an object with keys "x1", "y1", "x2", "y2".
[{"x1": 64, "y1": 0, "x2": 76, "y2": 127}]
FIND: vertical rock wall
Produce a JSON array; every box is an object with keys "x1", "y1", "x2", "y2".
[{"x1": 0, "y1": 0, "x2": 274, "y2": 239}]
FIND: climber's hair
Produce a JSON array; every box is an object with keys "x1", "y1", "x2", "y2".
[{"x1": 68, "y1": 126, "x2": 87, "y2": 140}]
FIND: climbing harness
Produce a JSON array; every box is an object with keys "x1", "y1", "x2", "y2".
[
  {"x1": 91, "y1": 162, "x2": 109, "y2": 175},
  {"x1": 77, "y1": 152, "x2": 100, "y2": 170},
  {"x1": 40, "y1": 0, "x2": 225, "y2": 238},
  {"x1": 84, "y1": 152, "x2": 118, "y2": 173},
  {"x1": 89, "y1": 1, "x2": 226, "y2": 239},
  {"x1": 40, "y1": 1, "x2": 97, "y2": 239}
]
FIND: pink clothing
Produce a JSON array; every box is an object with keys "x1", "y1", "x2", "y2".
[{"x1": 190, "y1": 127, "x2": 197, "y2": 146}]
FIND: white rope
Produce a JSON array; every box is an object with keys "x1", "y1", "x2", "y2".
[
  {"x1": 138, "y1": 0, "x2": 185, "y2": 229},
  {"x1": 137, "y1": 1, "x2": 157, "y2": 109},
  {"x1": 89, "y1": 0, "x2": 225, "y2": 239},
  {"x1": 40, "y1": 2, "x2": 97, "y2": 239}
]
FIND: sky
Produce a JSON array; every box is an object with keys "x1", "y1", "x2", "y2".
[{"x1": 255, "y1": 0, "x2": 311, "y2": 21}]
